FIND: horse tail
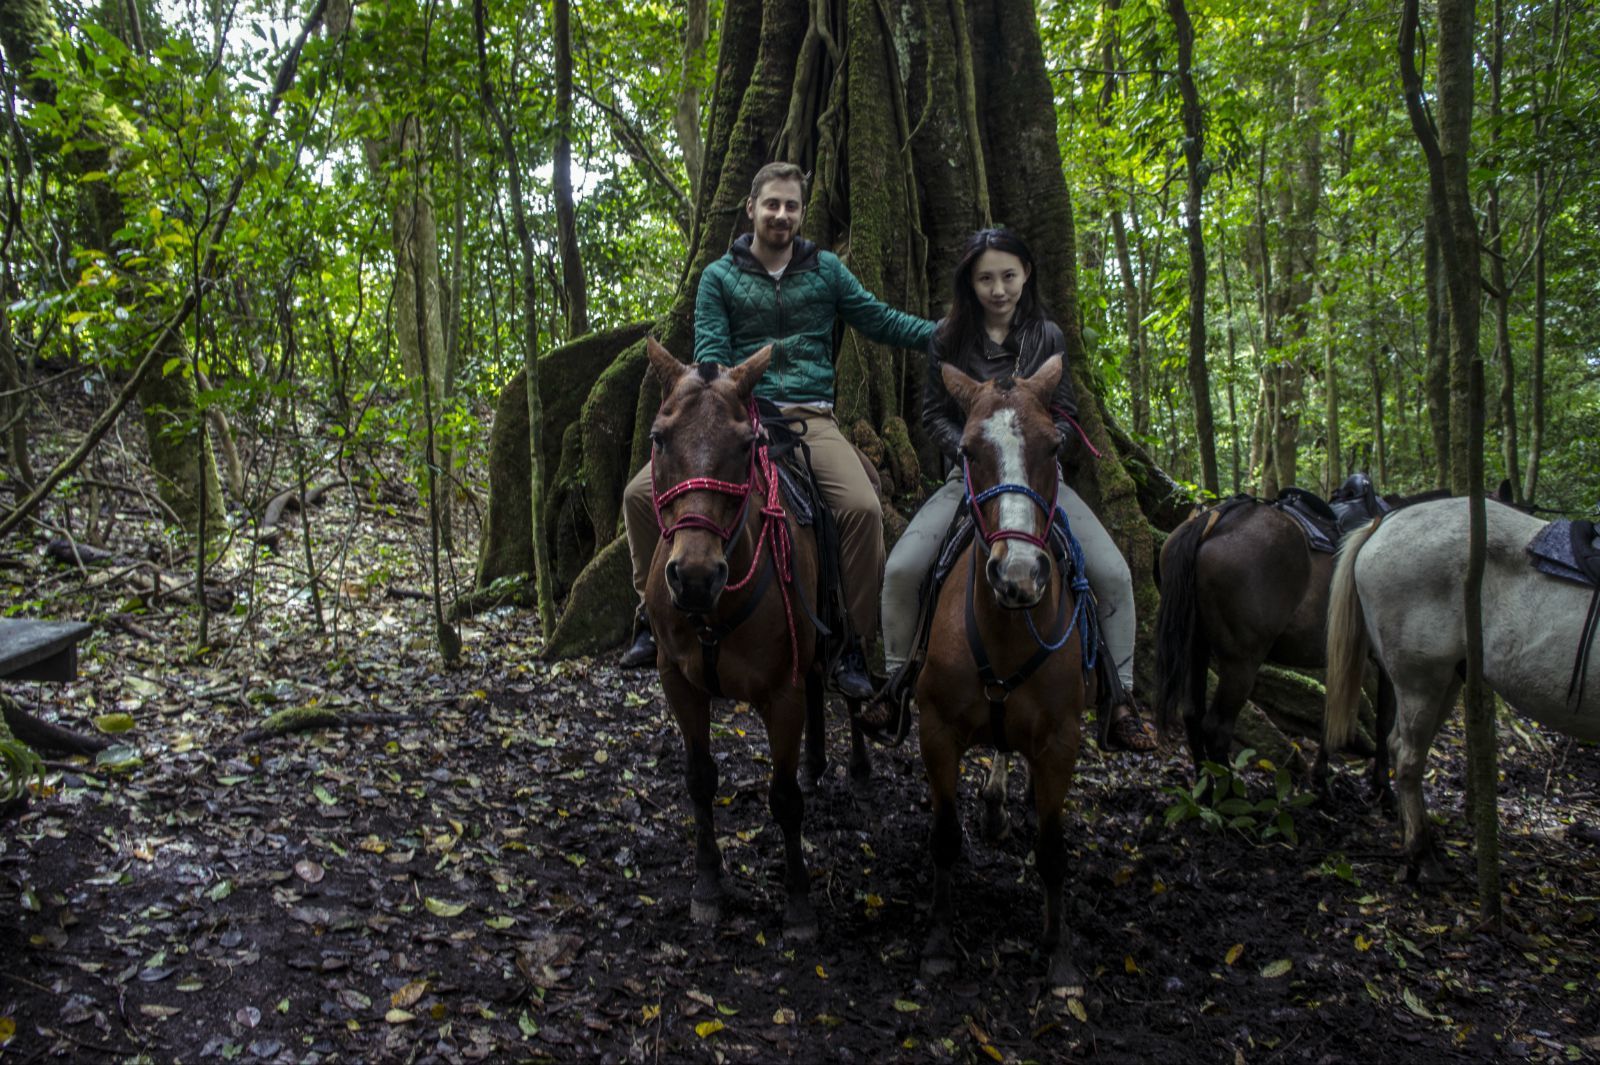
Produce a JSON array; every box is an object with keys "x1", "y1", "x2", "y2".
[
  {"x1": 1154, "y1": 508, "x2": 1217, "y2": 741},
  {"x1": 1325, "y1": 516, "x2": 1382, "y2": 750}
]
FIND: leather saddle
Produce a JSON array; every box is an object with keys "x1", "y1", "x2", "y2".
[{"x1": 1526, "y1": 519, "x2": 1600, "y2": 589}]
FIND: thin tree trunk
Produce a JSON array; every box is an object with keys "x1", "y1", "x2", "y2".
[
  {"x1": 1524, "y1": 163, "x2": 1546, "y2": 504},
  {"x1": 1110, "y1": 208, "x2": 1148, "y2": 439},
  {"x1": 1219, "y1": 236, "x2": 1242, "y2": 493},
  {"x1": 1401, "y1": 0, "x2": 1498, "y2": 926},
  {"x1": 674, "y1": 0, "x2": 709, "y2": 210},
  {"x1": 553, "y1": 0, "x2": 587, "y2": 337},
  {"x1": 476, "y1": 0, "x2": 557, "y2": 638},
  {"x1": 1166, "y1": 0, "x2": 1217, "y2": 495},
  {"x1": 1486, "y1": 0, "x2": 1520, "y2": 503},
  {"x1": 1321, "y1": 283, "x2": 1340, "y2": 496},
  {"x1": 1423, "y1": 214, "x2": 1451, "y2": 491}
]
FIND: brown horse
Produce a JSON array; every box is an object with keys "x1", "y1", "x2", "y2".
[
  {"x1": 642, "y1": 338, "x2": 867, "y2": 942},
  {"x1": 1153, "y1": 482, "x2": 1445, "y2": 799},
  {"x1": 916, "y1": 355, "x2": 1090, "y2": 990}
]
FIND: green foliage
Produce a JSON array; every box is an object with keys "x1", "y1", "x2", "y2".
[{"x1": 1162, "y1": 748, "x2": 1316, "y2": 845}]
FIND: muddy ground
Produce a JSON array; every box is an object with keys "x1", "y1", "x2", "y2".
[{"x1": 3, "y1": 596, "x2": 1598, "y2": 1063}]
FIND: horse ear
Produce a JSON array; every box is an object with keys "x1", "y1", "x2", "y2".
[
  {"x1": 645, "y1": 337, "x2": 687, "y2": 390},
  {"x1": 728, "y1": 345, "x2": 773, "y2": 399},
  {"x1": 1024, "y1": 354, "x2": 1063, "y2": 404},
  {"x1": 940, "y1": 361, "x2": 981, "y2": 415}
]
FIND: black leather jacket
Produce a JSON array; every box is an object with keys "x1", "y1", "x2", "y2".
[{"x1": 922, "y1": 316, "x2": 1081, "y2": 465}]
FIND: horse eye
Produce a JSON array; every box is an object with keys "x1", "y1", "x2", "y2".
[{"x1": 650, "y1": 430, "x2": 667, "y2": 450}]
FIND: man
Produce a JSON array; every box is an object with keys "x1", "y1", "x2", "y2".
[{"x1": 619, "y1": 162, "x2": 936, "y2": 699}]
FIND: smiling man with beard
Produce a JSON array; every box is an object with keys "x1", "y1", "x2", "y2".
[{"x1": 619, "y1": 162, "x2": 936, "y2": 703}]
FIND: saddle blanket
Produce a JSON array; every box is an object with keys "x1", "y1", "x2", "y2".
[{"x1": 1526, "y1": 519, "x2": 1600, "y2": 588}]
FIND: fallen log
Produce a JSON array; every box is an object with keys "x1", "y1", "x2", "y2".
[{"x1": 258, "y1": 479, "x2": 352, "y2": 553}]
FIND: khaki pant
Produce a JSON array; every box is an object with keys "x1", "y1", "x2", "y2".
[
  {"x1": 623, "y1": 405, "x2": 884, "y2": 644},
  {"x1": 880, "y1": 470, "x2": 1135, "y2": 689}
]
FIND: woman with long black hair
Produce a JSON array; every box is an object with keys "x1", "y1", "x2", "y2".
[{"x1": 878, "y1": 228, "x2": 1155, "y2": 750}]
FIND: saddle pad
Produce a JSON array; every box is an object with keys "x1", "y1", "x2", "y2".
[
  {"x1": 1275, "y1": 500, "x2": 1338, "y2": 554},
  {"x1": 1526, "y1": 520, "x2": 1600, "y2": 588}
]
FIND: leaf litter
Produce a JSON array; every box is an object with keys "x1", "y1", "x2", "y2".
[{"x1": 0, "y1": 449, "x2": 1596, "y2": 1062}]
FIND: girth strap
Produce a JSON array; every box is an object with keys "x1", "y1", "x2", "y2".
[
  {"x1": 962, "y1": 547, "x2": 1069, "y2": 754},
  {"x1": 1569, "y1": 584, "x2": 1600, "y2": 713}
]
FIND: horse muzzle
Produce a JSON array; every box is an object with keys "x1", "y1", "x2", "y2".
[
  {"x1": 986, "y1": 546, "x2": 1050, "y2": 610},
  {"x1": 666, "y1": 556, "x2": 730, "y2": 614}
]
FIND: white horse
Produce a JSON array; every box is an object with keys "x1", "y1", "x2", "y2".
[{"x1": 1325, "y1": 497, "x2": 1600, "y2": 883}]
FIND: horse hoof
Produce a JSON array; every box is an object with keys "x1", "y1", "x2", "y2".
[
  {"x1": 1047, "y1": 954, "x2": 1085, "y2": 996},
  {"x1": 921, "y1": 928, "x2": 956, "y2": 979},
  {"x1": 784, "y1": 915, "x2": 818, "y2": 944},
  {"x1": 690, "y1": 897, "x2": 721, "y2": 926}
]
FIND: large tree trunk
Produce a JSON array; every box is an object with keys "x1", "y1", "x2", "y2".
[{"x1": 511, "y1": 0, "x2": 1172, "y2": 667}]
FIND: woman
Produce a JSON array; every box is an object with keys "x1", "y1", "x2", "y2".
[{"x1": 877, "y1": 228, "x2": 1155, "y2": 751}]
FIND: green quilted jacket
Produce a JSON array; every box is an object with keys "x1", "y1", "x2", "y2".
[{"x1": 694, "y1": 234, "x2": 936, "y2": 405}]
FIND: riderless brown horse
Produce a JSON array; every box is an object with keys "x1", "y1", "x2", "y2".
[
  {"x1": 1154, "y1": 480, "x2": 1445, "y2": 801},
  {"x1": 642, "y1": 339, "x2": 867, "y2": 941},
  {"x1": 915, "y1": 355, "x2": 1091, "y2": 990}
]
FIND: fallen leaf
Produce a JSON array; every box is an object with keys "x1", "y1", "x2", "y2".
[
  {"x1": 294, "y1": 859, "x2": 324, "y2": 884},
  {"x1": 424, "y1": 898, "x2": 467, "y2": 918},
  {"x1": 1123, "y1": 955, "x2": 1139, "y2": 975},
  {"x1": 390, "y1": 980, "x2": 428, "y2": 1009},
  {"x1": 1355, "y1": 934, "x2": 1374, "y2": 952},
  {"x1": 1261, "y1": 958, "x2": 1293, "y2": 979},
  {"x1": 1225, "y1": 944, "x2": 1244, "y2": 966},
  {"x1": 694, "y1": 1020, "x2": 725, "y2": 1039},
  {"x1": 139, "y1": 1004, "x2": 180, "y2": 1019},
  {"x1": 815, "y1": 965, "x2": 828, "y2": 980},
  {"x1": 93, "y1": 713, "x2": 135, "y2": 734},
  {"x1": 385, "y1": 1009, "x2": 415, "y2": 1024},
  {"x1": 893, "y1": 999, "x2": 921, "y2": 1013},
  {"x1": 1066, "y1": 998, "x2": 1088, "y2": 1023},
  {"x1": 1402, "y1": 988, "x2": 1436, "y2": 1020},
  {"x1": 772, "y1": 1008, "x2": 795, "y2": 1025}
]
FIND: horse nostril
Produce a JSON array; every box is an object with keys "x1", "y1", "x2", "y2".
[
  {"x1": 715, "y1": 560, "x2": 729, "y2": 585},
  {"x1": 986, "y1": 555, "x2": 1004, "y2": 591},
  {"x1": 665, "y1": 560, "x2": 681, "y2": 589},
  {"x1": 1035, "y1": 555, "x2": 1050, "y2": 588}
]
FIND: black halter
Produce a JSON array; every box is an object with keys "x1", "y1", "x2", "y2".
[{"x1": 959, "y1": 459, "x2": 1094, "y2": 752}]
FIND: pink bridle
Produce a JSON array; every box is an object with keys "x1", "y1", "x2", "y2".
[{"x1": 650, "y1": 399, "x2": 801, "y2": 684}]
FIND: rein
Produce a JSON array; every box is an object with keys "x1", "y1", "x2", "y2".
[
  {"x1": 651, "y1": 400, "x2": 802, "y2": 686},
  {"x1": 960, "y1": 455, "x2": 1097, "y2": 751}
]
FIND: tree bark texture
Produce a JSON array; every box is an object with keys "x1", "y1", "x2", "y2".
[{"x1": 1422, "y1": 213, "x2": 1451, "y2": 491}]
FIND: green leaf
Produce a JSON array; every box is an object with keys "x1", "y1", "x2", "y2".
[
  {"x1": 1260, "y1": 958, "x2": 1293, "y2": 979},
  {"x1": 93, "y1": 713, "x2": 135, "y2": 734},
  {"x1": 312, "y1": 783, "x2": 338, "y2": 806},
  {"x1": 424, "y1": 898, "x2": 467, "y2": 918}
]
